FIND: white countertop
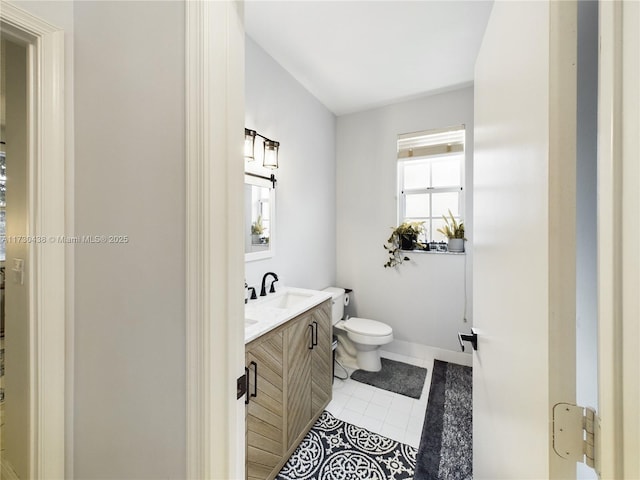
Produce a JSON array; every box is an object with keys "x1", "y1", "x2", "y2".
[{"x1": 244, "y1": 286, "x2": 333, "y2": 344}]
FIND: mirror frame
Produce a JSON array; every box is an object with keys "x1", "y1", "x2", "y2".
[{"x1": 244, "y1": 173, "x2": 276, "y2": 262}]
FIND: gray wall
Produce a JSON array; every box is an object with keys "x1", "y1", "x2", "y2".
[
  {"x1": 244, "y1": 37, "x2": 337, "y2": 292},
  {"x1": 576, "y1": 1, "x2": 598, "y2": 478},
  {"x1": 336, "y1": 87, "x2": 474, "y2": 352},
  {"x1": 73, "y1": 2, "x2": 186, "y2": 478}
]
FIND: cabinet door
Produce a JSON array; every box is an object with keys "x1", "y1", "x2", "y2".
[
  {"x1": 285, "y1": 313, "x2": 313, "y2": 450},
  {"x1": 311, "y1": 302, "x2": 332, "y2": 413},
  {"x1": 246, "y1": 331, "x2": 284, "y2": 480}
]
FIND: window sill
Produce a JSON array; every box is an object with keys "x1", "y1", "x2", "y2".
[{"x1": 400, "y1": 249, "x2": 466, "y2": 255}]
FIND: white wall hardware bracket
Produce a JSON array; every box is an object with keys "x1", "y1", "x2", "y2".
[{"x1": 552, "y1": 403, "x2": 599, "y2": 474}]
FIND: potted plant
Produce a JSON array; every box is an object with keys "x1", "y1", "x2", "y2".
[
  {"x1": 437, "y1": 210, "x2": 466, "y2": 252},
  {"x1": 251, "y1": 216, "x2": 264, "y2": 244},
  {"x1": 383, "y1": 221, "x2": 425, "y2": 268}
]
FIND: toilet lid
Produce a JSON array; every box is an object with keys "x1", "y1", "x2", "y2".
[{"x1": 344, "y1": 317, "x2": 392, "y2": 336}]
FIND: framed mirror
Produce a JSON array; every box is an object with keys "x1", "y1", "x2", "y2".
[{"x1": 244, "y1": 174, "x2": 275, "y2": 261}]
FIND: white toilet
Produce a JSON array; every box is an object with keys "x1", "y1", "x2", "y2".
[{"x1": 323, "y1": 287, "x2": 393, "y2": 372}]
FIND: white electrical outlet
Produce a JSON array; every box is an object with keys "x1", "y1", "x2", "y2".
[{"x1": 12, "y1": 258, "x2": 24, "y2": 285}]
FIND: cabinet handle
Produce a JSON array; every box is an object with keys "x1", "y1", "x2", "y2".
[
  {"x1": 244, "y1": 366, "x2": 250, "y2": 405},
  {"x1": 312, "y1": 321, "x2": 318, "y2": 347},
  {"x1": 250, "y1": 361, "x2": 258, "y2": 398},
  {"x1": 308, "y1": 324, "x2": 314, "y2": 349}
]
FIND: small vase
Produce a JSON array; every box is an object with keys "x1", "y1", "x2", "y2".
[
  {"x1": 400, "y1": 234, "x2": 416, "y2": 250},
  {"x1": 448, "y1": 238, "x2": 465, "y2": 253}
]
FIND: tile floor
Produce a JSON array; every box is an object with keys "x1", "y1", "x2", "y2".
[{"x1": 326, "y1": 350, "x2": 435, "y2": 449}]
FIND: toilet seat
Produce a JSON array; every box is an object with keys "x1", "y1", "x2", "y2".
[{"x1": 344, "y1": 317, "x2": 392, "y2": 337}]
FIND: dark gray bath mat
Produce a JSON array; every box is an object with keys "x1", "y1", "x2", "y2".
[
  {"x1": 350, "y1": 358, "x2": 427, "y2": 399},
  {"x1": 414, "y1": 359, "x2": 472, "y2": 480}
]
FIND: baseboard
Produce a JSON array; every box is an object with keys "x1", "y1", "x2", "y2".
[
  {"x1": 1, "y1": 459, "x2": 20, "y2": 480},
  {"x1": 381, "y1": 339, "x2": 472, "y2": 367}
]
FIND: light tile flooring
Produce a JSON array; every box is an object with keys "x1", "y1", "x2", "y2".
[{"x1": 326, "y1": 350, "x2": 435, "y2": 449}]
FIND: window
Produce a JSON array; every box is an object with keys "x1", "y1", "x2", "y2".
[{"x1": 397, "y1": 126, "x2": 465, "y2": 242}]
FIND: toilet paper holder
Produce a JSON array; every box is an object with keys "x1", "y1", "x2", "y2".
[{"x1": 458, "y1": 328, "x2": 478, "y2": 352}]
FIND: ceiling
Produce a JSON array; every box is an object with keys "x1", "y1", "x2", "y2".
[{"x1": 245, "y1": 1, "x2": 494, "y2": 116}]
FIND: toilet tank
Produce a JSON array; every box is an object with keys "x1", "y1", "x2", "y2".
[{"x1": 322, "y1": 287, "x2": 345, "y2": 325}]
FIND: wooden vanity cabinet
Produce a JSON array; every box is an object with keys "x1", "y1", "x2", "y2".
[
  {"x1": 245, "y1": 300, "x2": 332, "y2": 480},
  {"x1": 310, "y1": 304, "x2": 333, "y2": 414},
  {"x1": 245, "y1": 330, "x2": 285, "y2": 480},
  {"x1": 286, "y1": 303, "x2": 332, "y2": 450}
]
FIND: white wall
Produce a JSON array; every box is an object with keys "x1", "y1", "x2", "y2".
[
  {"x1": 73, "y1": 2, "x2": 185, "y2": 478},
  {"x1": 244, "y1": 37, "x2": 336, "y2": 292},
  {"x1": 336, "y1": 87, "x2": 474, "y2": 353}
]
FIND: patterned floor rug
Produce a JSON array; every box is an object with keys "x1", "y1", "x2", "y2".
[
  {"x1": 276, "y1": 411, "x2": 417, "y2": 480},
  {"x1": 413, "y1": 360, "x2": 472, "y2": 480}
]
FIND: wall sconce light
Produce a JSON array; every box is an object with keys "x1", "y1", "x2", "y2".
[
  {"x1": 263, "y1": 140, "x2": 280, "y2": 169},
  {"x1": 244, "y1": 128, "x2": 256, "y2": 161},
  {"x1": 245, "y1": 127, "x2": 280, "y2": 169}
]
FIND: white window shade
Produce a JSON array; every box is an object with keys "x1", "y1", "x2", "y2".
[{"x1": 397, "y1": 125, "x2": 465, "y2": 160}]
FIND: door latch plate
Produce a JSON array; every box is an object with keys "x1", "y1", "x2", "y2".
[{"x1": 237, "y1": 373, "x2": 247, "y2": 400}]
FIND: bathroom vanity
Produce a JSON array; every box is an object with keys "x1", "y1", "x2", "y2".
[{"x1": 244, "y1": 288, "x2": 333, "y2": 480}]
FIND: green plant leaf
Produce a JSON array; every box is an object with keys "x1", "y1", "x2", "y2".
[{"x1": 438, "y1": 209, "x2": 465, "y2": 239}]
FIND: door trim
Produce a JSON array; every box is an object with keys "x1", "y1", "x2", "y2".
[
  {"x1": 619, "y1": 3, "x2": 640, "y2": 475},
  {"x1": 0, "y1": 2, "x2": 66, "y2": 479},
  {"x1": 598, "y1": 1, "x2": 640, "y2": 477},
  {"x1": 597, "y1": 3, "x2": 623, "y2": 476},
  {"x1": 185, "y1": 2, "x2": 245, "y2": 478}
]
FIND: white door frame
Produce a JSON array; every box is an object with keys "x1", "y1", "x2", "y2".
[
  {"x1": 182, "y1": 1, "x2": 640, "y2": 478},
  {"x1": 618, "y1": 3, "x2": 640, "y2": 476},
  {"x1": 185, "y1": 1, "x2": 246, "y2": 478},
  {"x1": 597, "y1": 1, "x2": 640, "y2": 478},
  {"x1": 0, "y1": 2, "x2": 66, "y2": 479}
]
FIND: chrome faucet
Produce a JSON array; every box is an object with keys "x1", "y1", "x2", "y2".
[{"x1": 260, "y1": 272, "x2": 279, "y2": 296}]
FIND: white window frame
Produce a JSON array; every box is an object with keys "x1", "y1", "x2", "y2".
[{"x1": 397, "y1": 126, "x2": 465, "y2": 242}]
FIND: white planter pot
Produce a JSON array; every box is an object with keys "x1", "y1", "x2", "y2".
[{"x1": 448, "y1": 238, "x2": 465, "y2": 253}]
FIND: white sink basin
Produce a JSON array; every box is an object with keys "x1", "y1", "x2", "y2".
[
  {"x1": 244, "y1": 287, "x2": 332, "y2": 343},
  {"x1": 259, "y1": 291, "x2": 314, "y2": 309}
]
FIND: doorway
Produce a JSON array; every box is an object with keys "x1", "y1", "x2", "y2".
[
  {"x1": 0, "y1": 3, "x2": 66, "y2": 478},
  {"x1": 0, "y1": 34, "x2": 29, "y2": 480}
]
